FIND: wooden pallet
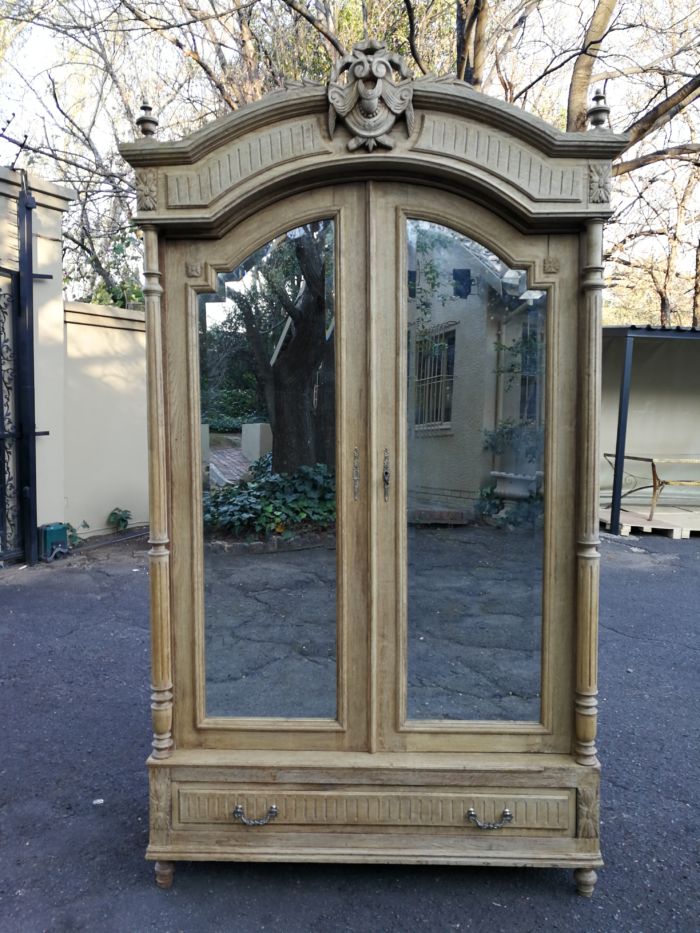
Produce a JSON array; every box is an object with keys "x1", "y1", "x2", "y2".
[{"x1": 599, "y1": 507, "x2": 692, "y2": 539}]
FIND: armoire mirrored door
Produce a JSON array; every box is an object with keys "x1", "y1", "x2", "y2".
[{"x1": 189, "y1": 182, "x2": 562, "y2": 754}]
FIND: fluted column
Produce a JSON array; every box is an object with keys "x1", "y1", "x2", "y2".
[
  {"x1": 142, "y1": 225, "x2": 173, "y2": 759},
  {"x1": 575, "y1": 219, "x2": 604, "y2": 767}
]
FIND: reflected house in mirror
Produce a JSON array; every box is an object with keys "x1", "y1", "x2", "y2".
[
  {"x1": 406, "y1": 222, "x2": 546, "y2": 524},
  {"x1": 405, "y1": 222, "x2": 546, "y2": 724}
]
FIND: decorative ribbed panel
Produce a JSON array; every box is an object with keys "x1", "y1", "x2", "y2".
[
  {"x1": 166, "y1": 120, "x2": 329, "y2": 208},
  {"x1": 176, "y1": 786, "x2": 572, "y2": 831},
  {"x1": 413, "y1": 116, "x2": 582, "y2": 203}
]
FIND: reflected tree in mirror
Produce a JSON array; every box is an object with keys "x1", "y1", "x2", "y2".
[
  {"x1": 199, "y1": 220, "x2": 335, "y2": 473},
  {"x1": 199, "y1": 220, "x2": 338, "y2": 719}
]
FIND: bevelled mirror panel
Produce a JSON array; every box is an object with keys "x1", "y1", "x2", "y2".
[
  {"x1": 406, "y1": 220, "x2": 545, "y2": 722},
  {"x1": 199, "y1": 220, "x2": 338, "y2": 719}
]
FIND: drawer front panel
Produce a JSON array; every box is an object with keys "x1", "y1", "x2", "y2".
[{"x1": 175, "y1": 784, "x2": 573, "y2": 833}]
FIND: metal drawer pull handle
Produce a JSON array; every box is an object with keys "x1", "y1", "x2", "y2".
[
  {"x1": 233, "y1": 804, "x2": 279, "y2": 826},
  {"x1": 466, "y1": 807, "x2": 513, "y2": 830}
]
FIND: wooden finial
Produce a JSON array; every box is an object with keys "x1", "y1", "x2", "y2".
[
  {"x1": 586, "y1": 88, "x2": 610, "y2": 130},
  {"x1": 136, "y1": 101, "x2": 159, "y2": 138}
]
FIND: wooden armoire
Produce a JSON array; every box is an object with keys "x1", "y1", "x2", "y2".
[{"x1": 120, "y1": 42, "x2": 626, "y2": 895}]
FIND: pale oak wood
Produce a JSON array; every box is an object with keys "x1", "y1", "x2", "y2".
[{"x1": 120, "y1": 68, "x2": 626, "y2": 893}]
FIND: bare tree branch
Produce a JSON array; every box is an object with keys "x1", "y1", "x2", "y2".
[
  {"x1": 623, "y1": 74, "x2": 700, "y2": 150},
  {"x1": 277, "y1": 0, "x2": 346, "y2": 57},
  {"x1": 119, "y1": 0, "x2": 240, "y2": 110},
  {"x1": 403, "y1": 0, "x2": 428, "y2": 75},
  {"x1": 614, "y1": 143, "x2": 700, "y2": 176}
]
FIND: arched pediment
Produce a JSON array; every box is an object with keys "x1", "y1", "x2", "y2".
[{"x1": 119, "y1": 44, "x2": 627, "y2": 236}]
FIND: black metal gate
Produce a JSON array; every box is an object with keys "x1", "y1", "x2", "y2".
[
  {"x1": 1, "y1": 173, "x2": 42, "y2": 564},
  {"x1": 0, "y1": 267, "x2": 23, "y2": 561}
]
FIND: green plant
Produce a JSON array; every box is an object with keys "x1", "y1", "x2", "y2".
[
  {"x1": 493, "y1": 331, "x2": 542, "y2": 389},
  {"x1": 483, "y1": 419, "x2": 543, "y2": 465},
  {"x1": 498, "y1": 494, "x2": 544, "y2": 529},
  {"x1": 203, "y1": 463, "x2": 335, "y2": 537},
  {"x1": 473, "y1": 485, "x2": 543, "y2": 529},
  {"x1": 107, "y1": 507, "x2": 132, "y2": 532},
  {"x1": 65, "y1": 520, "x2": 90, "y2": 547},
  {"x1": 473, "y1": 484, "x2": 503, "y2": 520},
  {"x1": 204, "y1": 413, "x2": 243, "y2": 433},
  {"x1": 249, "y1": 452, "x2": 272, "y2": 479}
]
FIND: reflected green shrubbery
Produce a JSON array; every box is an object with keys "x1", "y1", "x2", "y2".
[
  {"x1": 202, "y1": 386, "x2": 266, "y2": 434},
  {"x1": 204, "y1": 461, "x2": 335, "y2": 537},
  {"x1": 474, "y1": 484, "x2": 543, "y2": 529}
]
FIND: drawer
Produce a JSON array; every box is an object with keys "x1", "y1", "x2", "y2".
[{"x1": 173, "y1": 784, "x2": 575, "y2": 834}]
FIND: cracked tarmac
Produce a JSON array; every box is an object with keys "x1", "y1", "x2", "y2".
[
  {"x1": 205, "y1": 525, "x2": 542, "y2": 721},
  {"x1": 1, "y1": 530, "x2": 699, "y2": 932}
]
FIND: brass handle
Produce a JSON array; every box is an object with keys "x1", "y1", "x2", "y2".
[
  {"x1": 383, "y1": 448, "x2": 390, "y2": 502},
  {"x1": 466, "y1": 807, "x2": 513, "y2": 830},
  {"x1": 233, "y1": 804, "x2": 279, "y2": 826}
]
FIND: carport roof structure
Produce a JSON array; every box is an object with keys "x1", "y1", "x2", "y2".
[{"x1": 605, "y1": 324, "x2": 700, "y2": 535}]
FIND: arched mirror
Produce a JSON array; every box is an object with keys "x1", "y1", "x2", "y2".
[
  {"x1": 199, "y1": 219, "x2": 338, "y2": 720},
  {"x1": 405, "y1": 220, "x2": 546, "y2": 723}
]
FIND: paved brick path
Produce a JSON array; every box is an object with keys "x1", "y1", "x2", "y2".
[{"x1": 209, "y1": 446, "x2": 250, "y2": 483}]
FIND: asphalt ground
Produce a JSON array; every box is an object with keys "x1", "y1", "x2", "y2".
[{"x1": 1, "y1": 531, "x2": 698, "y2": 933}]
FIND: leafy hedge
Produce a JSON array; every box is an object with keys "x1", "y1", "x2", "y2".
[
  {"x1": 205, "y1": 413, "x2": 244, "y2": 433},
  {"x1": 204, "y1": 462, "x2": 335, "y2": 537}
]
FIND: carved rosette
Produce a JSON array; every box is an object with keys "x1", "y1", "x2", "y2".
[
  {"x1": 185, "y1": 260, "x2": 203, "y2": 278},
  {"x1": 328, "y1": 39, "x2": 414, "y2": 151},
  {"x1": 136, "y1": 169, "x2": 158, "y2": 211},
  {"x1": 543, "y1": 256, "x2": 560, "y2": 274},
  {"x1": 588, "y1": 163, "x2": 611, "y2": 204},
  {"x1": 577, "y1": 786, "x2": 600, "y2": 838}
]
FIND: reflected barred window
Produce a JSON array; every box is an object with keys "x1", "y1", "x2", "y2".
[{"x1": 413, "y1": 326, "x2": 456, "y2": 428}]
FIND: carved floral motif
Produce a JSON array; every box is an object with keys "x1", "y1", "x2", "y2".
[
  {"x1": 577, "y1": 786, "x2": 600, "y2": 838},
  {"x1": 543, "y1": 257, "x2": 560, "y2": 274},
  {"x1": 588, "y1": 163, "x2": 612, "y2": 204},
  {"x1": 136, "y1": 169, "x2": 158, "y2": 211},
  {"x1": 185, "y1": 261, "x2": 203, "y2": 278},
  {"x1": 328, "y1": 39, "x2": 414, "y2": 151},
  {"x1": 149, "y1": 768, "x2": 171, "y2": 843}
]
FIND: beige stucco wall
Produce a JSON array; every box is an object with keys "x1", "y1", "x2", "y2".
[
  {"x1": 601, "y1": 333, "x2": 700, "y2": 507},
  {"x1": 408, "y1": 238, "x2": 493, "y2": 512},
  {"x1": 1, "y1": 168, "x2": 148, "y2": 541},
  {"x1": 64, "y1": 303, "x2": 148, "y2": 535}
]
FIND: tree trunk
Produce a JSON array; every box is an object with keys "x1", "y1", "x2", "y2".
[
  {"x1": 472, "y1": 0, "x2": 489, "y2": 88},
  {"x1": 270, "y1": 285, "x2": 331, "y2": 473},
  {"x1": 693, "y1": 239, "x2": 700, "y2": 329},
  {"x1": 272, "y1": 373, "x2": 319, "y2": 473},
  {"x1": 315, "y1": 334, "x2": 336, "y2": 469},
  {"x1": 566, "y1": 0, "x2": 618, "y2": 132},
  {"x1": 660, "y1": 293, "x2": 671, "y2": 328}
]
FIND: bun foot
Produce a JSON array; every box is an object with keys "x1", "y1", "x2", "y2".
[
  {"x1": 574, "y1": 867, "x2": 598, "y2": 897},
  {"x1": 155, "y1": 860, "x2": 175, "y2": 889}
]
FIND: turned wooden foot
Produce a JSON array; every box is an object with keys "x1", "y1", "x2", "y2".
[
  {"x1": 574, "y1": 867, "x2": 598, "y2": 897},
  {"x1": 154, "y1": 860, "x2": 175, "y2": 889}
]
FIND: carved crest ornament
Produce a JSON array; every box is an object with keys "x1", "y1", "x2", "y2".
[{"x1": 328, "y1": 39, "x2": 415, "y2": 151}]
